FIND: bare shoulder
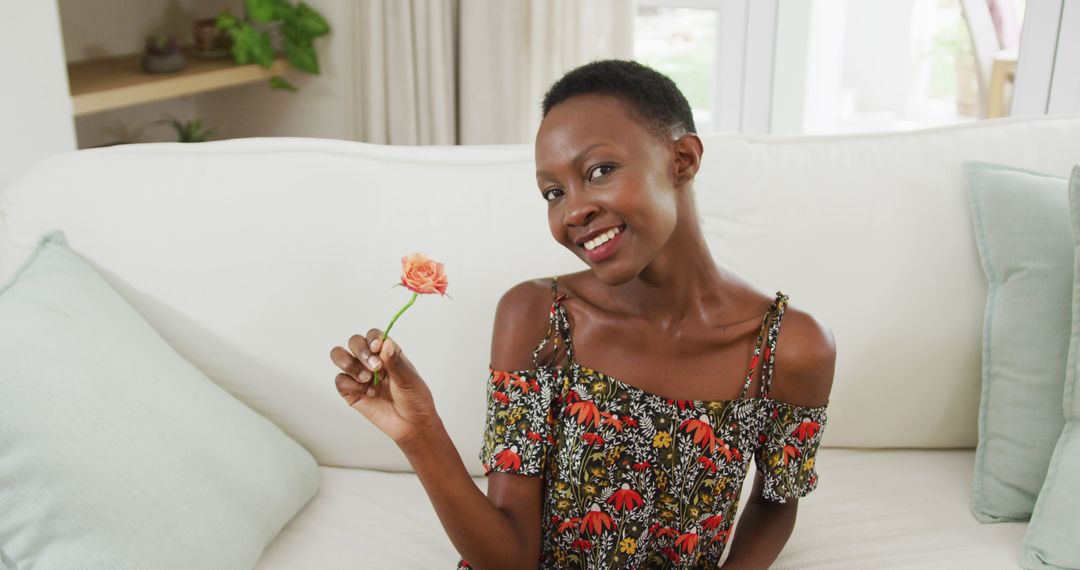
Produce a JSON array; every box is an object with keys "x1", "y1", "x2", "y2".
[
  {"x1": 490, "y1": 277, "x2": 557, "y2": 371},
  {"x1": 770, "y1": 301, "x2": 837, "y2": 408}
]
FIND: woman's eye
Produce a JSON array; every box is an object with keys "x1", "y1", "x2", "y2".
[
  {"x1": 588, "y1": 164, "x2": 614, "y2": 182},
  {"x1": 543, "y1": 188, "x2": 563, "y2": 201}
]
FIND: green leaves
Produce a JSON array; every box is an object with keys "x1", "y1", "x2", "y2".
[
  {"x1": 283, "y1": 34, "x2": 318, "y2": 74},
  {"x1": 229, "y1": 24, "x2": 275, "y2": 68},
  {"x1": 269, "y1": 75, "x2": 298, "y2": 91},
  {"x1": 292, "y1": 2, "x2": 330, "y2": 37},
  {"x1": 214, "y1": 1, "x2": 330, "y2": 91}
]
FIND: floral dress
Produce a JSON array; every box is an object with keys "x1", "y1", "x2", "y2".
[{"x1": 457, "y1": 276, "x2": 827, "y2": 569}]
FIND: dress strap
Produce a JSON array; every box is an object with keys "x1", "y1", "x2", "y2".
[
  {"x1": 738, "y1": 291, "x2": 791, "y2": 399},
  {"x1": 529, "y1": 275, "x2": 576, "y2": 370}
]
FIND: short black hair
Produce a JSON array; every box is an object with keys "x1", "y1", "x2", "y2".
[{"x1": 541, "y1": 59, "x2": 697, "y2": 141}]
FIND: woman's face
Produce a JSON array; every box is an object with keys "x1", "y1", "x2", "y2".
[{"x1": 535, "y1": 93, "x2": 683, "y2": 284}]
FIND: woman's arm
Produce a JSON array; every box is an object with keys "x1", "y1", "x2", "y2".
[
  {"x1": 724, "y1": 307, "x2": 836, "y2": 568},
  {"x1": 397, "y1": 418, "x2": 543, "y2": 570},
  {"x1": 402, "y1": 280, "x2": 555, "y2": 569},
  {"x1": 721, "y1": 471, "x2": 798, "y2": 569}
]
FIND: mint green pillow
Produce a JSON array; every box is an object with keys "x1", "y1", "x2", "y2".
[
  {"x1": 0, "y1": 231, "x2": 319, "y2": 569},
  {"x1": 965, "y1": 161, "x2": 1071, "y2": 522},
  {"x1": 1021, "y1": 165, "x2": 1080, "y2": 569}
]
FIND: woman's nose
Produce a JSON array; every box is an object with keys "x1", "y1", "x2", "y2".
[{"x1": 563, "y1": 188, "x2": 600, "y2": 228}]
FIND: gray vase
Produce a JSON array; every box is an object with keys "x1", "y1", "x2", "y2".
[{"x1": 142, "y1": 52, "x2": 186, "y2": 73}]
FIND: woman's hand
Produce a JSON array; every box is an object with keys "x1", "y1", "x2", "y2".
[{"x1": 330, "y1": 328, "x2": 439, "y2": 445}]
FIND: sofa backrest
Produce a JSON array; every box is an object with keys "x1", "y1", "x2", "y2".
[{"x1": 2, "y1": 116, "x2": 1079, "y2": 473}]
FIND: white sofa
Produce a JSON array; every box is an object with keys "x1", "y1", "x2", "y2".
[{"x1": 2, "y1": 115, "x2": 1079, "y2": 569}]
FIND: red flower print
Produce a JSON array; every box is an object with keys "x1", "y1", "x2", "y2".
[
  {"x1": 527, "y1": 378, "x2": 540, "y2": 393},
  {"x1": 493, "y1": 445, "x2": 522, "y2": 470},
  {"x1": 666, "y1": 399, "x2": 695, "y2": 410},
  {"x1": 526, "y1": 431, "x2": 542, "y2": 442},
  {"x1": 546, "y1": 434, "x2": 556, "y2": 444},
  {"x1": 791, "y1": 418, "x2": 821, "y2": 442},
  {"x1": 711, "y1": 528, "x2": 731, "y2": 543},
  {"x1": 632, "y1": 461, "x2": 651, "y2": 472},
  {"x1": 558, "y1": 517, "x2": 581, "y2": 534},
  {"x1": 698, "y1": 456, "x2": 718, "y2": 473},
  {"x1": 624, "y1": 416, "x2": 639, "y2": 428},
  {"x1": 607, "y1": 483, "x2": 644, "y2": 511},
  {"x1": 679, "y1": 415, "x2": 718, "y2": 453},
  {"x1": 582, "y1": 432, "x2": 606, "y2": 447},
  {"x1": 570, "y1": 539, "x2": 592, "y2": 551},
  {"x1": 674, "y1": 529, "x2": 699, "y2": 555},
  {"x1": 758, "y1": 433, "x2": 767, "y2": 444},
  {"x1": 563, "y1": 390, "x2": 581, "y2": 405},
  {"x1": 566, "y1": 400, "x2": 602, "y2": 428},
  {"x1": 717, "y1": 439, "x2": 740, "y2": 463},
  {"x1": 661, "y1": 546, "x2": 681, "y2": 563},
  {"x1": 601, "y1": 412, "x2": 624, "y2": 431},
  {"x1": 701, "y1": 515, "x2": 724, "y2": 531},
  {"x1": 510, "y1": 376, "x2": 532, "y2": 395},
  {"x1": 579, "y1": 503, "x2": 616, "y2": 536},
  {"x1": 655, "y1": 526, "x2": 679, "y2": 539},
  {"x1": 783, "y1": 444, "x2": 801, "y2": 465},
  {"x1": 490, "y1": 369, "x2": 522, "y2": 389},
  {"x1": 492, "y1": 391, "x2": 510, "y2": 406}
]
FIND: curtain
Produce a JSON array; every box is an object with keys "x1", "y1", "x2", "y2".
[
  {"x1": 355, "y1": 0, "x2": 459, "y2": 145},
  {"x1": 354, "y1": 0, "x2": 634, "y2": 145},
  {"x1": 460, "y1": 0, "x2": 635, "y2": 144}
]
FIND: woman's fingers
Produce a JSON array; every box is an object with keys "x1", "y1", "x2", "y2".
[
  {"x1": 347, "y1": 333, "x2": 383, "y2": 374},
  {"x1": 365, "y1": 328, "x2": 384, "y2": 352},
  {"x1": 329, "y1": 346, "x2": 373, "y2": 383},
  {"x1": 335, "y1": 373, "x2": 368, "y2": 403}
]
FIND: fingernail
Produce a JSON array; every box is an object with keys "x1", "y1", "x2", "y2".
[
  {"x1": 367, "y1": 355, "x2": 380, "y2": 369},
  {"x1": 384, "y1": 338, "x2": 395, "y2": 357},
  {"x1": 370, "y1": 338, "x2": 381, "y2": 351}
]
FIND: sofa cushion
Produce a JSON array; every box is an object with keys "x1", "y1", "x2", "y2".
[
  {"x1": 254, "y1": 449, "x2": 1026, "y2": 569},
  {"x1": 964, "y1": 161, "x2": 1072, "y2": 523},
  {"x1": 0, "y1": 231, "x2": 320, "y2": 570},
  {"x1": 1021, "y1": 165, "x2": 1080, "y2": 569}
]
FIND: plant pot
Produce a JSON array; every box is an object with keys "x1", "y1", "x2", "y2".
[
  {"x1": 193, "y1": 17, "x2": 231, "y2": 58},
  {"x1": 142, "y1": 52, "x2": 186, "y2": 73}
]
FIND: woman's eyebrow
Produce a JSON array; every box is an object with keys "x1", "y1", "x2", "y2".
[{"x1": 536, "y1": 142, "x2": 614, "y2": 179}]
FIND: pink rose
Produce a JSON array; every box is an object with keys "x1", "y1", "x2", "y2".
[{"x1": 399, "y1": 253, "x2": 448, "y2": 296}]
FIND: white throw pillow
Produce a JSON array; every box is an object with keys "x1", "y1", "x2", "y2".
[{"x1": 0, "y1": 231, "x2": 320, "y2": 569}]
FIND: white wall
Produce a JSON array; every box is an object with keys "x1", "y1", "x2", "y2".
[{"x1": 0, "y1": 1, "x2": 77, "y2": 192}]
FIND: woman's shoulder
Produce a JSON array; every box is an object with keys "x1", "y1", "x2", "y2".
[
  {"x1": 489, "y1": 276, "x2": 562, "y2": 372},
  {"x1": 768, "y1": 298, "x2": 836, "y2": 408}
]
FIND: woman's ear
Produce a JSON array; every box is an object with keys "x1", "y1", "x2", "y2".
[{"x1": 672, "y1": 133, "x2": 704, "y2": 187}]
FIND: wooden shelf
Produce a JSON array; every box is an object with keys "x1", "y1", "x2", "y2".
[{"x1": 68, "y1": 47, "x2": 291, "y2": 116}]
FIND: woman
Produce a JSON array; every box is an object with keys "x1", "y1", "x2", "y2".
[{"x1": 330, "y1": 60, "x2": 836, "y2": 569}]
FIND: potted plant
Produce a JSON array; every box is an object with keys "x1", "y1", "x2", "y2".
[
  {"x1": 214, "y1": 0, "x2": 330, "y2": 91},
  {"x1": 142, "y1": 34, "x2": 186, "y2": 73},
  {"x1": 192, "y1": 18, "x2": 232, "y2": 59},
  {"x1": 156, "y1": 114, "x2": 216, "y2": 143}
]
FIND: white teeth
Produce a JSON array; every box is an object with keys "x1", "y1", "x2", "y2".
[{"x1": 584, "y1": 226, "x2": 621, "y2": 251}]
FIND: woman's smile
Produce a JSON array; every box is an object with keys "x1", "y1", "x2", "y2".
[{"x1": 582, "y1": 223, "x2": 627, "y2": 262}]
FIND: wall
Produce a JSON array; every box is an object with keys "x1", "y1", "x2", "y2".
[{"x1": 0, "y1": 1, "x2": 77, "y2": 192}]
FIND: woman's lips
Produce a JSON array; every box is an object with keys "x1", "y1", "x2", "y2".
[{"x1": 582, "y1": 225, "x2": 626, "y2": 262}]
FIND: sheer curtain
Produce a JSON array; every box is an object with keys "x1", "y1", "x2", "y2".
[
  {"x1": 354, "y1": 0, "x2": 634, "y2": 145},
  {"x1": 354, "y1": 0, "x2": 459, "y2": 145}
]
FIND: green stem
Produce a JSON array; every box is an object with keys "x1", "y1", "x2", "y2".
[{"x1": 372, "y1": 292, "x2": 418, "y2": 386}]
